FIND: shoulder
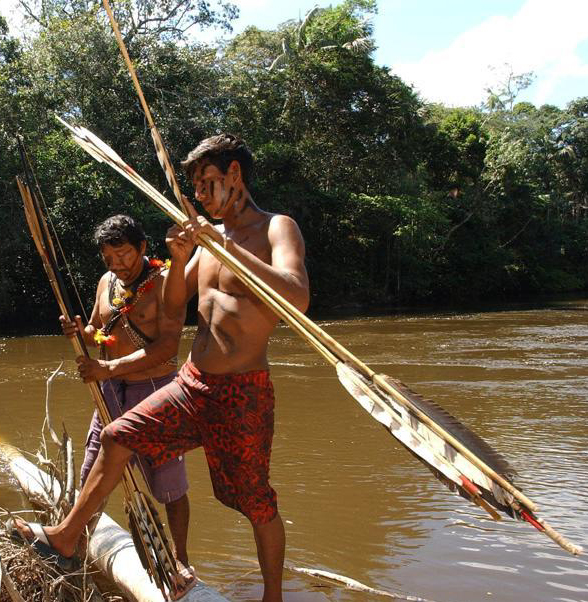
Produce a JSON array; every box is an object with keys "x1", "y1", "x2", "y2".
[
  {"x1": 268, "y1": 213, "x2": 303, "y2": 240},
  {"x1": 97, "y1": 271, "x2": 112, "y2": 293},
  {"x1": 152, "y1": 270, "x2": 166, "y2": 285},
  {"x1": 149, "y1": 268, "x2": 167, "y2": 294}
]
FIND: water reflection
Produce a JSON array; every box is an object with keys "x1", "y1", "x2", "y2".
[{"x1": 1, "y1": 300, "x2": 587, "y2": 601}]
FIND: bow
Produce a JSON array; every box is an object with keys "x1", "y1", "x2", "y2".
[{"x1": 16, "y1": 136, "x2": 181, "y2": 598}]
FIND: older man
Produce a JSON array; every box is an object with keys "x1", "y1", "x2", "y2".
[{"x1": 58, "y1": 214, "x2": 194, "y2": 595}]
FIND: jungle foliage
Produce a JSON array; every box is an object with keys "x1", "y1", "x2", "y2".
[{"x1": 1, "y1": 0, "x2": 587, "y2": 331}]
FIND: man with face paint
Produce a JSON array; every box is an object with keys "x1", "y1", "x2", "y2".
[
  {"x1": 13, "y1": 135, "x2": 309, "y2": 602},
  {"x1": 156, "y1": 134, "x2": 309, "y2": 601}
]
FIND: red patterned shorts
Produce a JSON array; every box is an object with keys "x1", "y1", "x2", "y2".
[{"x1": 106, "y1": 361, "x2": 277, "y2": 525}]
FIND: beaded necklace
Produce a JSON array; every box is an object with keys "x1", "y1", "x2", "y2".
[{"x1": 94, "y1": 257, "x2": 170, "y2": 346}]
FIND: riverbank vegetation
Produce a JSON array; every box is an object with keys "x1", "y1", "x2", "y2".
[{"x1": 1, "y1": 0, "x2": 587, "y2": 331}]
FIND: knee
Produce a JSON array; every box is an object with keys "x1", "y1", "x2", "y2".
[
  {"x1": 248, "y1": 506, "x2": 279, "y2": 527},
  {"x1": 214, "y1": 487, "x2": 277, "y2": 525},
  {"x1": 100, "y1": 425, "x2": 133, "y2": 460},
  {"x1": 100, "y1": 424, "x2": 116, "y2": 448}
]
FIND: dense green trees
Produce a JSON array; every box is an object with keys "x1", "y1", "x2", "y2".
[{"x1": 0, "y1": 1, "x2": 587, "y2": 332}]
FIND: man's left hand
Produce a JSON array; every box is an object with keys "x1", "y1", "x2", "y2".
[
  {"x1": 183, "y1": 213, "x2": 224, "y2": 247},
  {"x1": 76, "y1": 356, "x2": 111, "y2": 382}
]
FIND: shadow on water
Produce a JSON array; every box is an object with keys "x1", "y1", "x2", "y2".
[{"x1": 313, "y1": 291, "x2": 588, "y2": 321}]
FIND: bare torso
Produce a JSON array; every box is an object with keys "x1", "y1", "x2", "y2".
[
  {"x1": 97, "y1": 272, "x2": 176, "y2": 381},
  {"x1": 190, "y1": 215, "x2": 279, "y2": 373}
]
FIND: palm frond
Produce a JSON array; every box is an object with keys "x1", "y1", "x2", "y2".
[
  {"x1": 342, "y1": 37, "x2": 372, "y2": 53},
  {"x1": 297, "y1": 6, "x2": 320, "y2": 49}
]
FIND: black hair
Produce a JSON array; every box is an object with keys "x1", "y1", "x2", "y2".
[
  {"x1": 93, "y1": 215, "x2": 146, "y2": 250},
  {"x1": 181, "y1": 134, "x2": 254, "y2": 187}
]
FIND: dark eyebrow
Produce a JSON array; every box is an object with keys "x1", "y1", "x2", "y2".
[{"x1": 194, "y1": 161, "x2": 212, "y2": 180}]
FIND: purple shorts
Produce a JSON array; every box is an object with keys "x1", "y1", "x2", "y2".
[{"x1": 80, "y1": 373, "x2": 188, "y2": 504}]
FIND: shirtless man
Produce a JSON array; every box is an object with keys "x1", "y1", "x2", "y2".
[
  {"x1": 59, "y1": 215, "x2": 195, "y2": 595},
  {"x1": 13, "y1": 135, "x2": 309, "y2": 602}
]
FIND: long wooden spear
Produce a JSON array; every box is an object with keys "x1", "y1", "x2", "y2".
[
  {"x1": 102, "y1": 0, "x2": 192, "y2": 216},
  {"x1": 15, "y1": 136, "x2": 181, "y2": 598},
  {"x1": 54, "y1": 119, "x2": 582, "y2": 557}
]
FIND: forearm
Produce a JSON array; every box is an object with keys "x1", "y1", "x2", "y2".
[{"x1": 103, "y1": 334, "x2": 179, "y2": 378}]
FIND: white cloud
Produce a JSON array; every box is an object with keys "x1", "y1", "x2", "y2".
[
  {"x1": 1, "y1": 0, "x2": 28, "y2": 34},
  {"x1": 392, "y1": 0, "x2": 588, "y2": 108},
  {"x1": 231, "y1": 0, "x2": 271, "y2": 8}
]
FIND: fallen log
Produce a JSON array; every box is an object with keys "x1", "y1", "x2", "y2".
[{"x1": 0, "y1": 443, "x2": 229, "y2": 602}]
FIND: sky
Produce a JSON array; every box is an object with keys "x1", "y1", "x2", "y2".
[
  {"x1": 210, "y1": 0, "x2": 588, "y2": 109},
  {"x1": 2, "y1": 0, "x2": 587, "y2": 109}
]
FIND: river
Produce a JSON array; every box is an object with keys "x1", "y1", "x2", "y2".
[{"x1": 0, "y1": 299, "x2": 587, "y2": 602}]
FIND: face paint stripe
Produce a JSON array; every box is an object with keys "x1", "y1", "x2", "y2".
[{"x1": 220, "y1": 181, "x2": 227, "y2": 209}]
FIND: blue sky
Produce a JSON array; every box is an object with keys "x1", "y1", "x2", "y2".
[
  {"x1": 219, "y1": 0, "x2": 588, "y2": 109},
  {"x1": 3, "y1": 0, "x2": 587, "y2": 108}
]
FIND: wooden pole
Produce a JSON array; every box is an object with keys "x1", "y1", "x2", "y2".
[{"x1": 102, "y1": 0, "x2": 191, "y2": 215}]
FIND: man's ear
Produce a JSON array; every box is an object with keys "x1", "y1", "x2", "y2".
[
  {"x1": 140, "y1": 240, "x2": 147, "y2": 255},
  {"x1": 229, "y1": 160, "x2": 241, "y2": 183}
]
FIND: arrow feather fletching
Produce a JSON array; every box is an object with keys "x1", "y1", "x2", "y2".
[
  {"x1": 376, "y1": 374, "x2": 516, "y2": 480},
  {"x1": 338, "y1": 362, "x2": 518, "y2": 514}
]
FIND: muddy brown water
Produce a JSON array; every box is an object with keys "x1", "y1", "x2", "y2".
[{"x1": 0, "y1": 299, "x2": 587, "y2": 602}]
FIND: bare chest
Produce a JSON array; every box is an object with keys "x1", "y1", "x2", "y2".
[
  {"x1": 98, "y1": 283, "x2": 159, "y2": 329},
  {"x1": 198, "y1": 230, "x2": 272, "y2": 297}
]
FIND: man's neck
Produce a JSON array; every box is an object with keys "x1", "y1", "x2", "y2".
[{"x1": 222, "y1": 192, "x2": 263, "y2": 233}]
